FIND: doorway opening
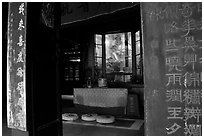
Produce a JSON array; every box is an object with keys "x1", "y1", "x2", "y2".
[{"x1": 60, "y1": 3, "x2": 144, "y2": 136}]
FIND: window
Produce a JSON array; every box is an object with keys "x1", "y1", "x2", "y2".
[
  {"x1": 94, "y1": 31, "x2": 143, "y2": 84},
  {"x1": 95, "y1": 34, "x2": 103, "y2": 77}
]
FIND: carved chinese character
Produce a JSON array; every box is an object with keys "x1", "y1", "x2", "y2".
[
  {"x1": 183, "y1": 89, "x2": 201, "y2": 105},
  {"x1": 182, "y1": 36, "x2": 198, "y2": 52},
  {"x1": 166, "y1": 123, "x2": 181, "y2": 135},
  {"x1": 154, "y1": 7, "x2": 165, "y2": 21},
  {"x1": 183, "y1": 72, "x2": 200, "y2": 87},
  {"x1": 147, "y1": 5, "x2": 180, "y2": 22},
  {"x1": 180, "y1": 3, "x2": 193, "y2": 18},
  {"x1": 166, "y1": 56, "x2": 182, "y2": 71},
  {"x1": 181, "y1": 19, "x2": 198, "y2": 37},
  {"x1": 164, "y1": 4, "x2": 180, "y2": 20},
  {"x1": 17, "y1": 97, "x2": 24, "y2": 108},
  {"x1": 184, "y1": 107, "x2": 202, "y2": 123},
  {"x1": 183, "y1": 53, "x2": 197, "y2": 70},
  {"x1": 16, "y1": 67, "x2": 24, "y2": 77},
  {"x1": 145, "y1": 7, "x2": 155, "y2": 21},
  {"x1": 19, "y1": 3, "x2": 25, "y2": 15},
  {"x1": 164, "y1": 21, "x2": 179, "y2": 34},
  {"x1": 16, "y1": 49, "x2": 24, "y2": 63},
  {"x1": 16, "y1": 81, "x2": 24, "y2": 92},
  {"x1": 166, "y1": 89, "x2": 182, "y2": 102},
  {"x1": 167, "y1": 107, "x2": 183, "y2": 119},
  {"x1": 165, "y1": 38, "x2": 181, "y2": 52},
  {"x1": 166, "y1": 73, "x2": 182, "y2": 86},
  {"x1": 17, "y1": 35, "x2": 24, "y2": 47},
  {"x1": 18, "y1": 19, "x2": 25, "y2": 30},
  {"x1": 184, "y1": 124, "x2": 202, "y2": 136}
]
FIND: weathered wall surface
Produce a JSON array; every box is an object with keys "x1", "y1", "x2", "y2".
[{"x1": 141, "y1": 2, "x2": 202, "y2": 136}]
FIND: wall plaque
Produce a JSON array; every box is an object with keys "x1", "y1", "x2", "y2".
[{"x1": 7, "y1": 2, "x2": 27, "y2": 131}]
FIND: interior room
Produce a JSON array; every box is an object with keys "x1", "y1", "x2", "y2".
[{"x1": 60, "y1": 3, "x2": 144, "y2": 136}]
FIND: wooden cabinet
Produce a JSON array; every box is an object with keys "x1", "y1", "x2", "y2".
[{"x1": 60, "y1": 40, "x2": 83, "y2": 95}]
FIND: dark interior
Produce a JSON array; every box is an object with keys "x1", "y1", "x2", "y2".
[{"x1": 60, "y1": 3, "x2": 144, "y2": 120}]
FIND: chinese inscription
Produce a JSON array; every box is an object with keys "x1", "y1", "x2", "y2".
[
  {"x1": 145, "y1": 2, "x2": 202, "y2": 136},
  {"x1": 7, "y1": 2, "x2": 27, "y2": 131}
]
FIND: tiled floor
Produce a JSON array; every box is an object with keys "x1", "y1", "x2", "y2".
[
  {"x1": 63, "y1": 122, "x2": 144, "y2": 136},
  {"x1": 2, "y1": 115, "x2": 144, "y2": 136}
]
